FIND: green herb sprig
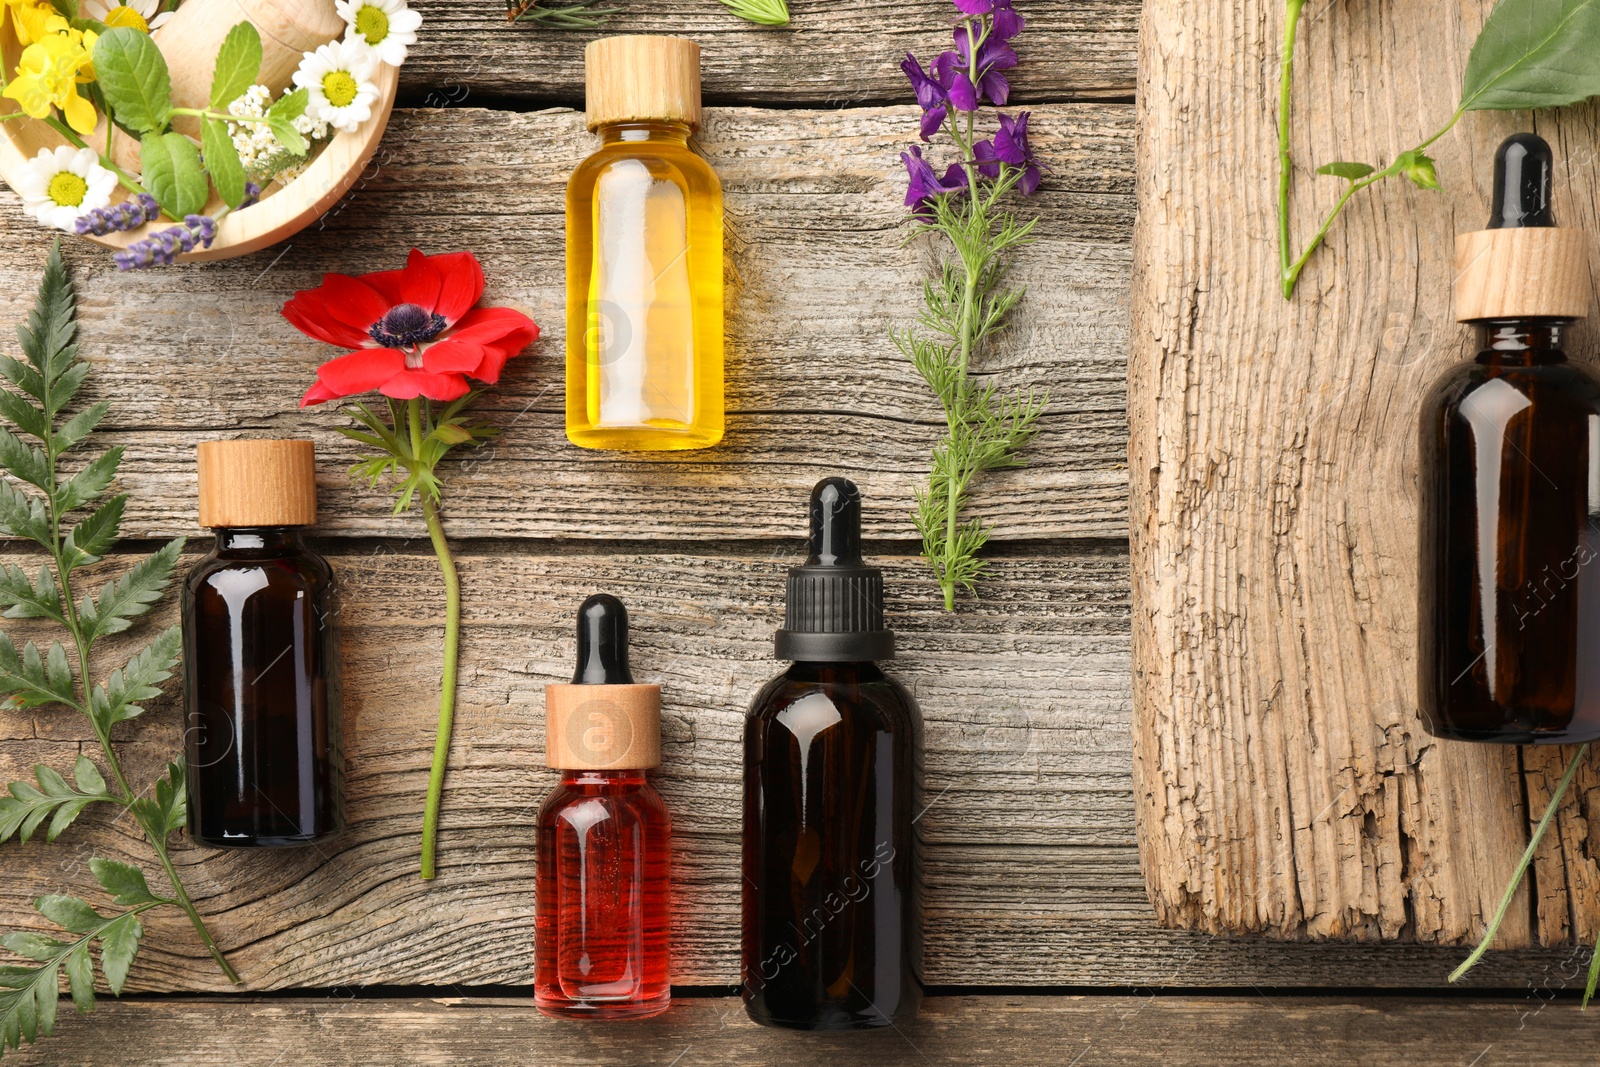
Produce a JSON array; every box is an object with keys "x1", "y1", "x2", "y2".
[
  {"x1": 1277, "y1": 0, "x2": 1600, "y2": 299},
  {"x1": 716, "y1": 0, "x2": 790, "y2": 25},
  {"x1": 504, "y1": 0, "x2": 619, "y2": 29},
  {"x1": 0, "y1": 243, "x2": 238, "y2": 1059}
]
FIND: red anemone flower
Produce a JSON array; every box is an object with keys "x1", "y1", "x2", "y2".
[{"x1": 284, "y1": 249, "x2": 539, "y2": 407}]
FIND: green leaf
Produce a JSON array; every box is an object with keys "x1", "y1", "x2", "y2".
[
  {"x1": 95, "y1": 914, "x2": 141, "y2": 996},
  {"x1": 267, "y1": 114, "x2": 307, "y2": 157},
  {"x1": 0, "y1": 633, "x2": 78, "y2": 711},
  {"x1": 208, "y1": 22, "x2": 262, "y2": 112},
  {"x1": 80, "y1": 538, "x2": 181, "y2": 643},
  {"x1": 54, "y1": 400, "x2": 108, "y2": 453},
  {"x1": 55, "y1": 445, "x2": 122, "y2": 514},
  {"x1": 0, "y1": 564, "x2": 63, "y2": 623},
  {"x1": 49, "y1": 0, "x2": 78, "y2": 18},
  {"x1": 61, "y1": 944, "x2": 93, "y2": 1013},
  {"x1": 89, "y1": 624, "x2": 180, "y2": 729},
  {"x1": 0, "y1": 389, "x2": 47, "y2": 441},
  {"x1": 33, "y1": 896, "x2": 104, "y2": 937},
  {"x1": 268, "y1": 85, "x2": 309, "y2": 124},
  {"x1": 139, "y1": 133, "x2": 208, "y2": 220},
  {"x1": 0, "y1": 356, "x2": 45, "y2": 404},
  {"x1": 62, "y1": 493, "x2": 125, "y2": 569},
  {"x1": 715, "y1": 0, "x2": 790, "y2": 23},
  {"x1": 18, "y1": 242, "x2": 76, "y2": 387},
  {"x1": 130, "y1": 761, "x2": 184, "y2": 840},
  {"x1": 71, "y1": 755, "x2": 104, "y2": 796},
  {"x1": 92, "y1": 28, "x2": 172, "y2": 133},
  {"x1": 0, "y1": 480, "x2": 50, "y2": 548},
  {"x1": 202, "y1": 118, "x2": 248, "y2": 210},
  {"x1": 1317, "y1": 160, "x2": 1376, "y2": 181},
  {"x1": 1461, "y1": 0, "x2": 1600, "y2": 111},
  {"x1": 0, "y1": 933, "x2": 65, "y2": 964},
  {"x1": 88, "y1": 859, "x2": 157, "y2": 907},
  {"x1": 0, "y1": 428, "x2": 50, "y2": 493}
]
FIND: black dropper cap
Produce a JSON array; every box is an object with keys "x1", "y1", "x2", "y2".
[
  {"x1": 1487, "y1": 133, "x2": 1554, "y2": 229},
  {"x1": 774, "y1": 477, "x2": 895, "y2": 663},
  {"x1": 573, "y1": 593, "x2": 634, "y2": 684}
]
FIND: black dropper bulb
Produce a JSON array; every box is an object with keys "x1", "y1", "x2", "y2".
[
  {"x1": 1488, "y1": 132, "x2": 1554, "y2": 229},
  {"x1": 573, "y1": 593, "x2": 634, "y2": 684},
  {"x1": 807, "y1": 477, "x2": 863, "y2": 566},
  {"x1": 775, "y1": 477, "x2": 894, "y2": 663}
]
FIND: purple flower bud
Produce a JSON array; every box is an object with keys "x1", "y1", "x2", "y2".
[
  {"x1": 240, "y1": 181, "x2": 262, "y2": 209},
  {"x1": 136, "y1": 193, "x2": 159, "y2": 221},
  {"x1": 950, "y1": 0, "x2": 994, "y2": 11}
]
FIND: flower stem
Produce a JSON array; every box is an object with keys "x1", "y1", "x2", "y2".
[
  {"x1": 1276, "y1": 0, "x2": 1305, "y2": 298},
  {"x1": 416, "y1": 408, "x2": 462, "y2": 881},
  {"x1": 1448, "y1": 743, "x2": 1588, "y2": 984}
]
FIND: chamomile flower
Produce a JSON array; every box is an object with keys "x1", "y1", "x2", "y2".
[
  {"x1": 336, "y1": 0, "x2": 421, "y2": 67},
  {"x1": 82, "y1": 0, "x2": 172, "y2": 33},
  {"x1": 14, "y1": 146, "x2": 116, "y2": 231},
  {"x1": 292, "y1": 38, "x2": 379, "y2": 134}
]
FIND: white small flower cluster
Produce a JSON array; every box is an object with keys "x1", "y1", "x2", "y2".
[
  {"x1": 293, "y1": 0, "x2": 421, "y2": 134},
  {"x1": 227, "y1": 84, "x2": 331, "y2": 186}
]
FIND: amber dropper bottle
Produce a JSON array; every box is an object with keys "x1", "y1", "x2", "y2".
[
  {"x1": 565, "y1": 34, "x2": 725, "y2": 450},
  {"x1": 1419, "y1": 132, "x2": 1600, "y2": 743},
  {"x1": 184, "y1": 440, "x2": 343, "y2": 847},
  {"x1": 742, "y1": 478, "x2": 924, "y2": 1030},
  {"x1": 536, "y1": 594, "x2": 672, "y2": 1019}
]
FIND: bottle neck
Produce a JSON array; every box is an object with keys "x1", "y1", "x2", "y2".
[
  {"x1": 559, "y1": 769, "x2": 648, "y2": 787},
  {"x1": 598, "y1": 120, "x2": 691, "y2": 147},
  {"x1": 1474, "y1": 319, "x2": 1571, "y2": 365},
  {"x1": 212, "y1": 527, "x2": 305, "y2": 555}
]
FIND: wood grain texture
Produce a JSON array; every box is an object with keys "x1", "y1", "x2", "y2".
[
  {"x1": 402, "y1": 0, "x2": 1137, "y2": 106},
  {"x1": 0, "y1": 103, "x2": 1132, "y2": 542},
  {"x1": 9, "y1": 994, "x2": 1600, "y2": 1067},
  {"x1": 1130, "y1": 0, "x2": 1600, "y2": 945}
]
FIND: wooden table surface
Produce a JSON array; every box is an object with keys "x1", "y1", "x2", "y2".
[{"x1": 0, "y1": 1, "x2": 1594, "y2": 1063}]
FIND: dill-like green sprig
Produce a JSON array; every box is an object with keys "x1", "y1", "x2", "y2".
[
  {"x1": 505, "y1": 0, "x2": 618, "y2": 29},
  {"x1": 716, "y1": 0, "x2": 790, "y2": 25}
]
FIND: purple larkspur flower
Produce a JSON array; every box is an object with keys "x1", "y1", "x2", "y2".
[
  {"x1": 973, "y1": 112, "x2": 1042, "y2": 194},
  {"x1": 931, "y1": 49, "x2": 978, "y2": 111},
  {"x1": 901, "y1": 53, "x2": 950, "y2": 140},
  {"x1": 901, "y1": 145, "x2": 967, "y2": 217},
  {"x1": 950, "y1": 0, "x2": 1025, "y2": 38},
  {"x1": 954, "y1": 24, "x2": 1018, "y2": 105}
]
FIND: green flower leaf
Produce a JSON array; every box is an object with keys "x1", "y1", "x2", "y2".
[
  {"x1": 0, "y1": 633, "x2": 78, "y2": 711},
  {"x1": 54, "y1": 445, "x2": 122, "y2": 515},
  {"x1": 715, "y1": 0, "x2": 790, "y2": 24},
  {"x1": 129, "y1": 762, "x2": 185, "y2": 840},
  {"x1": 1461, "y1": 0, "x2": 1600, "y2": 111},
  {"x1": 92, "y1": 28, "x2": 173, "y2": 133},
  {"x1": 0, "y1": 390, "x2": 46, "y2": 441},
  {"x1": 62, "y1": 492, "x2": 125, "y2": 570},
  {"x1": 54, "y1": 400, "x2": 109, "y2": 454},
  {"x1": 88, "y1": 624, "x2": 181, "y2": 730},
  {"x1": 80, "y1": 538, "x2": 182, "y2": 644},
  {"x1": 88, "y1": 859, "x2": 157, "y2": 907},
  {"x1": 0, "y1": 480, "x2": 51, "y2": 548},
  {"x1": 0, "y1": 758, "x2": 113, "y2": 843},
  {"x1": 62, "y1": 944, "x2": 93, "y2": 1013},
  {"x1": 33, "y1": 896, "x2": 105, "y2": 937},
  {"x1": 0, "y1": 427, "x2": 50, "y2": 493},
  {"x1": 1317, "y1": 160, "x2": 1376, "y2": 181},
  {"x1": 208, "y1": 22, "x2": 263, "y2": 112},
  {"x1": 202, "y1": 118, "x2": 249, "y2": 210},
  {"x1": 139, "y1": 132, "x2": 208, "y2": 221},
  {"x1": 96, "y1": 914, "x2": 142, "y2": 996},
  {"x1": 0, "y1": 563, "x2": 63, "y2": 623},
  {"x1": 71, "y1": 754, "x2": 105, "y2": 796},
  {"x1": 267, "y1": 113, "x2": 307, "y2": 157}
]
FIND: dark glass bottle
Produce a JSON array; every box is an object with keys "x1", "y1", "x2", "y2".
[
  {"x1": 742, "y1": 478, "x2": 923, "y2": 1030},
  {"x1": 1418, "y1": 134, "x2": 1600, "y2": 743},
  {"x1": 536, "y1": 595, "x2": 672, "y2": 1020},
  {"x1": 184, "y1": 440, "x2": 343, "y2": 846}
]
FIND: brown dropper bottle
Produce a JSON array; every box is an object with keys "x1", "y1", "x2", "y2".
[
  {"x1": 184, "y1": 440, "x2": 343, "y2": 846},
  {"x1": 1418, "y1": 133, "x2": 1600, "y2": 743}
]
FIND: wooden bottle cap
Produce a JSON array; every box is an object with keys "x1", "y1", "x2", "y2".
[
  {"x1": 196, "y1": 439, "x2": 318, "y2": 528},
  {"x1": 545, "y1": 683, "x2": 661, "y2": 770},
  {"x1": 584, "y1": 35, "x2": 702, "y2": 133},
  {"x1": 1454, "y1": 227, "x2": 1591, "y2": 322}
]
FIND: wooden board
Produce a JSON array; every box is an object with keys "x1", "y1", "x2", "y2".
[
  {"x1": 0, "y1": 103, "x2": 1133, "y2": 542},
  {"x1": 1129, "y1": 0, "x2": 1600, "y2": 946},
  {"x1": 9, "y1": 994, "x2": 1600, "y2": 1066},
  {"x1": 403, "y1": 0, "x2": 1138, "y2": 105}
]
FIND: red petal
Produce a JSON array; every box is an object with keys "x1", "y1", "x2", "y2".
[
  {"x1": 314, "y1": 348, "x2": 408, "y2": 397},
  {"x1": 318, "y1": 273, "x2": 392, "y2": 336},
  {"x1": 426, "y1": 251, "x2": 485, "y2": 325},
  {"x1": 444, "y1": 306, "x2": 540, "y2": 347},
  {"x1": 378, "y1": 369, "x2": 471, "y2": 401},
  {"x1": 397, "y1": 249, "x2": 445, "y2": 313},
  {"x1": 283, "y1": 288, "x2": 372, "y2": 349},
  {"x1": 300, "y1": 379, "x2": 340, "y2": 407},
  {"x1": 421, "y1": 336, "x2": 487, "y2": 375}
]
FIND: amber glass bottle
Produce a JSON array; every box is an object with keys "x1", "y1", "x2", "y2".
[
  {"x1": 536, "y1": 595, "x2": 672, "y2": 1020},
  {"x1": 565, "y1": 34, "x2": 724, "y2": 451},
  {"x1": 184, "y1": 440, "x2": 343, "y2": 846},
  {"x1": 742, "y1": 478, "x2": 923, "y2": 1030},
  {"x1": 1418, "y1": 133, "x2": 1600, "y2": 743}
]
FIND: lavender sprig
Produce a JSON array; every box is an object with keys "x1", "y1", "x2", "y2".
[
  {"x1": 109, "y1": 183, "x2": 259, "y2": 270},
  {"x1": 75, "y1": 193, "x2": 159, "y2": 236},
  {"x1": 894, "y1": 0, "x2": 1048, "y2": 609}
]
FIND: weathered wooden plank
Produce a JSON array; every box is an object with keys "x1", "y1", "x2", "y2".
[
  {"x1": 1130, "y1": 0, "x2": 1600, "y2": 946},
  {"x1": 403, "y1": 0, "x2": 1138, "y2": 105},
  {"x1": 0, "y1": 103, "x2": 1131, "y2": 541},
  {"x1": 8, "y1": 994, "x2": 1600, "y2": 1066}
]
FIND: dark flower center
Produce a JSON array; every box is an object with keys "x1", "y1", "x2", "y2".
[{"x1": 370, "y1": 303, "x2": 447, "y2": 350}]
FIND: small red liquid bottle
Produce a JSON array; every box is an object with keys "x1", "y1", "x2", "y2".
[{"x1": 536, "y1": 594, "x2": 672, "y2": 1020}]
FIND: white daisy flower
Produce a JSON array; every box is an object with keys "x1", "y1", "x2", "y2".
[
  {"x1": 337, "y1": 0, "x2": 422, "y2": 67},
  {"x1": 292, "y1": 39, "x2": 380, "y2": 135},
  {"x1": 13, "y1": 146, "x2": 117, "y2": 231},
  {"x1": 82, "y1": 0, "x2": 173, "y2": 33}
]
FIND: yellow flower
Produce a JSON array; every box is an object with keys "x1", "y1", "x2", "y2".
[
  {"x1": 7, "y1": 0, "x2": 67, "y2": 45},
  {"x1": 3, "y1": 30, "x2": 99, "y2": 134}
]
